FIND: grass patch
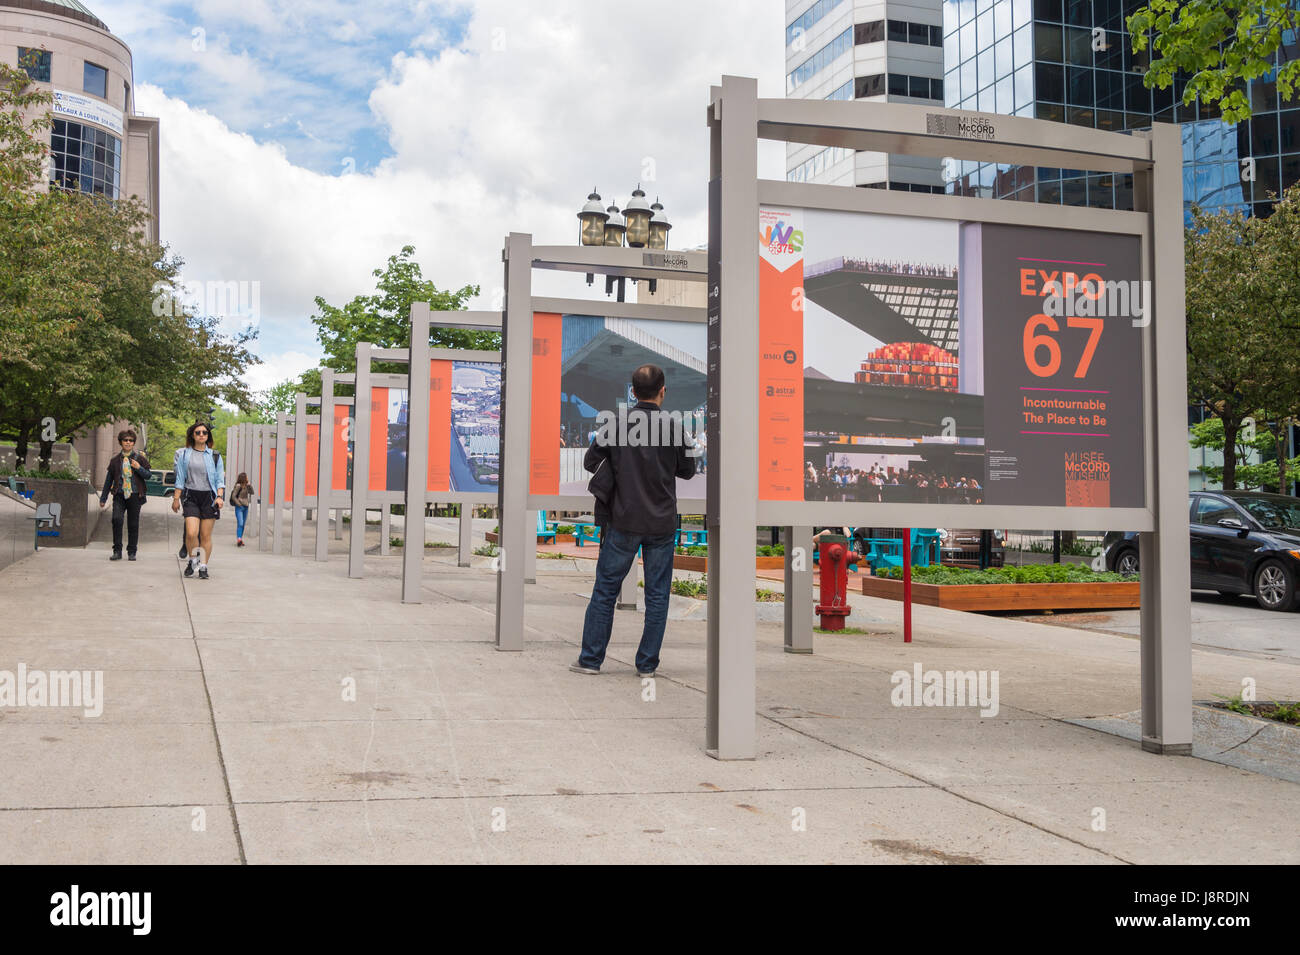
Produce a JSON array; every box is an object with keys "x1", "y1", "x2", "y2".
[
  {"x1": 537, "y1": 551, "x2": 569, "y2": 559},
  {"x1": 875, "y1": 563, "x2": 1135, "y2": 584},
  {"x1": 1213, "y1": 695, "x2": 1300, "y2": 726},
  {"x1": 473, "y1": 544, "x2": 499, "y2": 557},
  {"x1": 1, "y1": 463, "x2": 85, "y2": 482},
  {"x1": 663, "y1": 579, "x2": 783, "y2": 601},
  {"x1": 814, "y1": 626, "x2": 874, "y2": 635}
]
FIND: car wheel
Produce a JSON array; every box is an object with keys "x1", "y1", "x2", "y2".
[
  {"x1": 1115, "y1": 549, "x2": 1139, "y2": 576},
  {"x1": 1253, "y1": 560, "x2": 1296, "y2": 612}
]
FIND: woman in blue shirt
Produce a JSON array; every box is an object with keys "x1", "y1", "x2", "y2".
[{"x1": 171, "y1": 421, "x2": 225, "y2": 580}]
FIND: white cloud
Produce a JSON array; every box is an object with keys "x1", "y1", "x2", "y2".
[
  {"x1": 244, "y1": 350, "x2": 320, "y2": 393},
  {"x1": 134, "y1": 0, "x2": 787, "y2": 389}
]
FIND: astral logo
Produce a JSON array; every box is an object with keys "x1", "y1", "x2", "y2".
[
  {"x1": 50, "y1": 886, "x2": 151, "y2": 935},
  {"x1": 890, "y1": 663, "x2": 999, "y2": 717}
]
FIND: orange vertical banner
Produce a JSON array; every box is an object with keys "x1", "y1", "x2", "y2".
[
  {"x1": 428, "y1": 360, "x2": 452, "y2": 493},
  {"x1": 757, "y1": 207, "x2": 805, "y2": 500},
  {"x1": 332, "y1": 404, "x2": 349, "y2": 491},
  {"x1": 529, "y1": 312, "x2": 562, "y2": 495},
  {"x1": 369, "y1": 387, "x2": 388, "y2": 492},
  {"x1": 305, "y1": 423, "x2": 320, "y2": 497},
  {"x1": 284, "y1": 437, "x2": 295, "y2": 502}
]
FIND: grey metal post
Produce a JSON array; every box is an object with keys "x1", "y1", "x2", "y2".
[
  {"x1": 272, "y1": 412, "x2": 287, "y2": 555},
  {"x1": 258, "y1": 424, "x2": 272, "y2": 552},
  {"x1": 244, "y1": 424, "x2": 257, "y2": 539},
  {"x1": 1139, "y1": 122, "x2": 1193, "y2": 754},
  {"x1": 783, "y1": 526, "x2": 814, "y2": 653},
  {"x1": 458, "y1": 507, "x2": 473, "y2": 567},
  {"x1": 402, "y1": 302, "x2": 432, "y2": 602},
  {"x1": 380, "y1": 504, "x2": 391, "y2": 556},
  {"x1": 524, "y1": 509, "x2": 537, "y2": 584},
  {"x1": 316, "y1": 368, "x2": 335, "y2": 562},
  {"x1": 291, "y1": 393, "x2": 307, "y2": 557},
  {"x1": 706, "y1": 75, "x2": 759, "y2": 759},
  {"x1": 617, "y1": 551, "x2": 640, "y2": 610},
  {"x1": 495, "y1": 233, "x2": 532, "y2": 651},
  {"x1": 349, "y1": 342, "x2": 372, "y2": 579}
]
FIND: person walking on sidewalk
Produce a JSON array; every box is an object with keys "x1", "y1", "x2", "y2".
[
  {"x1": 171, "y1": 421, "x2": 225, "y2": 580},
  {"x1": 570, "y1": 364, "x2": 696, "y2": 678},
  {"x1": 98, "y1": 428, "x2": 151, "y2": 561},
  {"x1": 229, "y1": 472, "x2": 254, "y2": 546}
]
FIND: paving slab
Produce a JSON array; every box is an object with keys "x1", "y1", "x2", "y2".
[{"x1": 0, "y1": 505, "x2": 1296, "y2": 864}]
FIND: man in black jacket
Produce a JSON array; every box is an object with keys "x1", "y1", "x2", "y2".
[
  {"x1": 99, "y1": 428, "x2": 151, "y2": 561},
  {"x1": 570, "y1": 364, "x2": 696, "y2": 677}
]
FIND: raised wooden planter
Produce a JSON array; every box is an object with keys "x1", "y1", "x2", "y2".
[
  {"x1": 487, "y1": 531, "x2": 577, "y2": 544},
  {"x1": 861, "y1": 575, "x2": 1140, "y2": 611},
  {"x1": 673, "y1": 554, "x2": 786, "y2": 573}
]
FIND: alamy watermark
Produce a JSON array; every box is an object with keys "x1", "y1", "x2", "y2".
[
  {"x1": 0, "y1": 664, "x2": 103, "y2": 717},
  {"x1": 590, "y1": 407, "x2": 705, "y2": 456},
  {"x1": 1040, "y1": 276, "x2": 1151, "y2": 327},
  {"x1": 890, "y1": 663, "x2": 999, "y2": 717},
  {"x1": 151, "y1": 278, "x2": 262, "y2": 325}
]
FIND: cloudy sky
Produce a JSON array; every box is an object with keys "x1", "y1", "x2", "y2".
[{"x1": 88, "y1": 0, "x2": 787, "y2": 393}]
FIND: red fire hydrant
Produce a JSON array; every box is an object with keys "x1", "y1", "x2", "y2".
[{"x1": 814, "y1": 533, "x2": 850, "y2": 631}]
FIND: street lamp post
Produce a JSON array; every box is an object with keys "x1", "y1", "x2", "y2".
[{"x1": 575, "y1": 186, "x2": 674, "y2": 301}]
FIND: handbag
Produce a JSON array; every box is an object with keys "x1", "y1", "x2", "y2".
[{"x1": 587, "y1": 455, "x2": 614, "y2": 506}]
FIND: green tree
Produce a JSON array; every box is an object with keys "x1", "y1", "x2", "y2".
[
  {"x1": 1184, "y1": 187, "x2": 1300, "y2": 488},
  {"x1": 0, "y1": 61, "x2": 260, "y2": 470},
  {"x1": 308, "y1": 245, "x2": 494, "y2": 390},
  {"x1": 255, "y1": 378, "x2": 300, "y2": 421},
  {"x1": 1191, "y1": 415, "x2": 1300, "y2": 489},
  {"x1": 1128, "y1": 0, "x2": 1300, "y2": 122}
]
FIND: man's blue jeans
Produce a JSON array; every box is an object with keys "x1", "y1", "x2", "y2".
[
  {"x1": 578, "y1": 524, "x2": 677, "y2": 673},
  {"x1": 234, "y1": 505, "x2": 248, "y2": 539}
]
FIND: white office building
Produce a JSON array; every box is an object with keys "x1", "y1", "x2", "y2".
[{"x1": 785, "y1": 0, "x2": 947, "y2": 192}]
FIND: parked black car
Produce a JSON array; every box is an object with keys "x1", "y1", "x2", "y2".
[{"x1": 1103, "y1": 491, "x2": 1300, "y2": 611}]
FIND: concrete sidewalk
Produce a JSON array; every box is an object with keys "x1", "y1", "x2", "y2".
[{"x1": 0, "y1": 506, "x2": 1296, "y2": 864}]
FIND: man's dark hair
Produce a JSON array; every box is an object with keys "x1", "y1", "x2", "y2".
[
  {"x1": 186, "y1": 421, "x2": 214, "y2": 449},
  {"x1": 631, "y1": 364, "x2": 665, "y2": 400},
  {"x1": 117, "y1": 429, "x2": 137, "y2": 444}
]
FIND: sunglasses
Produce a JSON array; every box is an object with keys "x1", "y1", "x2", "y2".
[{"x1": 193, "y1": 430, "x2": 209, "y2": 436}]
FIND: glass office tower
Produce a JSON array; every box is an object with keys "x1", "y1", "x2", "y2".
[{"x1": 942, "y1": 0, "x2": 1300, "y2": 220}]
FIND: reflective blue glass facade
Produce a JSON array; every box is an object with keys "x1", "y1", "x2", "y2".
[{"x1": 942, "y1": 0, "x2": 1300, "y2": 221}]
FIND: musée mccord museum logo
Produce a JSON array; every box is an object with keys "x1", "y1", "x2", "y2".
[{"x1": 926, "y1": 113, "x2": 996, "y2": 141}]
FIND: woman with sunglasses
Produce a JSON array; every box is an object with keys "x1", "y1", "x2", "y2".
[{"x1": 171, "y1": 421, "x2": 225, "y2": 579}]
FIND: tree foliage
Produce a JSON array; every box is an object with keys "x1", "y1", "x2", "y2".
[
  {"x1": 255, "y1": 378, "x2": 300, "y2": 421},
  {"x1": 1191, "y1": 415, "x2": 1300, "y2": 489},
  {"x1": 0, "y1": 61, "x2": 259, "y2": 470},
  {"x1": 1185, "y1": 182, "x2": 1300, "y2": 488},
  {"x1": 1128, "y1": 0, "x2": 1300, "y2": 122},
  {"x1": 307, "y1": 245, "x2": 493, "y2": 393}
]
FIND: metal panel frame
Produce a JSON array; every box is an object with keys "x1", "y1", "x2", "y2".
[
  {"x1": 400, "y1": 307, "x2": 503, "y2": 603},
  {"x1": 707, "y1": 77, "x2": 1190, "y2": 758},
  {"x1": 494, "y1": 235, "x2": 709, "y2": 653}
]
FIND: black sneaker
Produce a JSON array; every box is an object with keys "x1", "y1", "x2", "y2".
[
  {"x1": 110, "y1": 551, "x2": 122, "y2": 561},
  {"x1": 178, "y1": 544, "x2": 188, "y2": 559},
  {"x1": 184, "y1": 560, "x2": 195, "y2": 577},
  {"x1": 128, "y1": 553, "x2": 137, "y2": 561},
  {"x1": 198, "y1": 566, "x2": 209, "y2": 580}
]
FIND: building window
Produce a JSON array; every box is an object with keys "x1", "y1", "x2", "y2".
[
  {"x1": 18, "y1": 48, "x2": 52, "y2": 83},
  {"x1": 888, "y1": 19, "x2": 909, "y2": 42},
  {"x1": 83, "y1": 62, "x2": 108, "y2": 99},
  {"x1": 49, "y1": 118, "x2": 121, "y2": 198},
  {"x1": 855, "y1": 73, "x2": 886, "y2": 97},
  {"x1": 827, "y1": 80, "x2": 854, "y2": 100},
  {"x1": 855, "y1": 20, "x2": 884, "y2": 44},
  {"x1": 884, "y1": 73, "x2": 942, "y2": 100},
  {"x1": 787, "y1": 28, "x2": 853, "y2": 93},
  {"x1": 786, "y1": 0, "x2": 846, "y2": 47}
]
